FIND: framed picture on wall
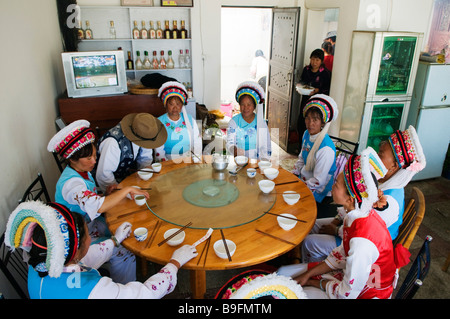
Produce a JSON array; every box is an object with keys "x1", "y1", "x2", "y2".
[
  {"x1": 161, "y1": 0, "x2": 193, "y2": 7},
  {"x1": 121, "y1": 0, "x2": 153, "y2": 6}
]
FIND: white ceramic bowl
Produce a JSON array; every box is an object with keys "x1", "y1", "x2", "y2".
[
  {"x1": 213, "y1": 239, "x2": 236, "y2": 259},
  {"x1": 127, "y1": 186, "x2": 141, "y2": 199},
  {"x1": 277, "y1": 214, "x2": 297, "y2": 231},
  {"x1": 134, "y1": 194, "x2": 147, "y2": 206},
  {"x1": 151, "y1": 162, "x2": 162, "y2": 172},
  {"x1": 138, "y1": 170, "x2": 153, "y2": 181},
  {"x1": 264, "y1": 168, "x2": 279, "y2": 180},
  {"x1": 134, "y1": 227, "x2": 148, "y2": 241},
  {"x1": 247, "y1": 168, "x2": 256, "y2": 178},
  {"x1": 258, "y1": 160, "x2": 271, "y2": 171},
  {"x1": 163, "y1": 228, "x2": 186, "y2": 246},
  {"x1": 235, "y1": 156, "x2": 248, "y2": 166},
  {"x1": 283, "y1": 191, "x2": 301, "y2": 205},
  {"x1": 258, "y1": 180, "x2": 275, "y2": 194}
]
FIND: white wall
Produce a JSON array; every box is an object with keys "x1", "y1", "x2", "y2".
[{"x1": 0, "y1": 0, "x2": 64, "y2": 298}]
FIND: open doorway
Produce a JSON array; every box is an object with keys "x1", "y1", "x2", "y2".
[{"x1": 220, "y1": 7, "x2": 272, "y2": 119}]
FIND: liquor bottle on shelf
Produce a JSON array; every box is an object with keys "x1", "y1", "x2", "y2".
[
  {"x1": 109, "y1": 21, "x2": 116, "y2": 39},
  {"x1": 85, "y1": 21, "x2": 93, "y2": 39},
  {"x1": 178, "y1": 49, "x2": 186, "y2": 68},
  {"x1": 77, "y1": 20, "x2": 85, "y2": 40},
  {"x1": 180, "y1": 20, "x2": 188, "y2": 39},
  {"x1": 156, "y1": 21, "x2": 163, "y2": 39},
  {"x1": 127, "y1": 51, "x2": 134, "y2": 70},
  {"x1": 164, "y1": 20, "x2": 171, "y2": 39},
  {"x1": 143, "y1": 51, "x2": 151, "y2": 69},
  {"x1": 167, "y1": 50, "x2": 175, "y2": 69},
  {"x1": 140, "y1": 21, "x2": 148, "y2": 39},
  {"x1": 184, "y1": 49, "x2": 191, "y2": 68},
  {"x1": 160, "y1": 51, "x2": 167, "y2": 69},
  {"x1": 186, "y1": 82, "x2": 193, "y2": 99},
  {"x1": 172, "y1": 20, "x2": 179, "y2": 39},
  {"x1": 149, "y1": 21, "x2": 156, "y2": 39},
  {"x1": 132, "y1": 21, "x2": 140, "y2": 39},
  {"x1": 135, "y1": 51, "x2": 143, "y2": 70},
  {"x1": 152, "y1": 51, "x2": 159, "y2": 69}
]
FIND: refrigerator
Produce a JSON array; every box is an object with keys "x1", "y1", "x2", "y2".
[
  {"x1": 339, "y1": 31, "x2": 423, "y2": 152},
  {"x1": 406, "y1": 61, "x2": 450, "y2": 180}
]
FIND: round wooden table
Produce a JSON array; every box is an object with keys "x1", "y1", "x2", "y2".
[{"x1": 105, "y1": 158, "x2": 317, "y2": 299}]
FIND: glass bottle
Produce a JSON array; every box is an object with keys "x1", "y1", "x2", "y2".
[
  {"x1": 187, "y1": 82, "x2": 193, "y2": 99},
  {"x1": 156, "y1": 21, "x2": 163, "y2": 39},
  {"x1": 149, "y1": 21, "x2": 156, "y2": 39},
  {"x1": 135, "y1": 51, "x2": 143, "y2": 70},
  {"x1": 184, "y1": 49, "x2": 191, "y2": 68},
  {"x1": 127, "y1": 51, "x2": 134, "y2": 70},
  {"x1": 180, "y1": 20, "x2": 188, "y2": 39},
  {"x1": 77, "y1": 20, "x2": 85, "y2": 40},
  {"x1": 178, "y1": 49, "x2": 185, "y2": 68},
  {"x1": 167, "y1": 50, "x2": 175, "y2": 69},
  {"x1": 109, "y1": 21, "x2": 116, "y2": 39},
  {"x1": 140, "y1": 21, "x2": 148, "y2": 39},
  {"x1": 152, "y1": 51, "x2": 159, "y2": 69},
  {"x1": 132, "y1": 21, "x2": 140, "y2": 39},
  {"x1": 164, "y1": 20, "x2": 171, "y2": 39},
  {"x1": 143, "y1": 51, "x2": 151, "y2": 69},
  {"x1": 172, "y1": 20, "x2": 179, "y2": 39},
  {"x1": 160, "y1": 50, "x2": 167, "y2": 69},
  {"x1": 85, "y1": 21, "x2": 93, "y2": 39}
]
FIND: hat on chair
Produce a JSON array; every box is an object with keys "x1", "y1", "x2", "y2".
[
  {"x1": 120, "y1": 113, "x2": 167, "y2": 149},
  {"x1": 343, "y1": 147, "x2": 387, "y2": 210},
  {"x1": 235, "y1": 81, "x2": 265, "y2": 106},
  {"x1": 158, "y1": 81, "x2": 188, "y2": 106},
  {"x1": 47, "y1": 120, "x2": 96, "y2": 159},
  {"x1": 4, "y1": 201, "x2": 81, "y2": 278}
]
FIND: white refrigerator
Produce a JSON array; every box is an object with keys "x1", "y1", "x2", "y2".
[{"x1": 406, "y1": 61, "x2": 450, "y2": 180}]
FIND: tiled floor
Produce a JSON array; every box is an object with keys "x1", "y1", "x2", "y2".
[{"x1": 140, "y1": 143, "x2": 450, "y2": 299}]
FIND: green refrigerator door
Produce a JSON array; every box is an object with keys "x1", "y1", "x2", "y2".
[
  {"x1": 376, "y1": 36, "x2": 417, "y2": 95},
  {"x1": 367, "y1": 103, "x2": 404, "y2": 151}
]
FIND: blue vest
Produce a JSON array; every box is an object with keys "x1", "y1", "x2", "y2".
[
  {"x1": 301, "y1": 131, "x2": 336, "y2": 203},
  {"x1": 55, "y1": 166, "x2": 97, "y2": 222},
  {"x1": 158, "y1": 113, "x2": 193, "y2": 156},
  {"x1": 231, "y1": 113, "x2": 258, "y2": 151},
  {"x1": 97, "y1": 123, "x2": 140, "y2": 183},
  {"x1": 383, "y1": 188, "x2": 405, "y2": 240},
  {"x1": 28, "y1": 266, "x2": 101, "y2": 299}
]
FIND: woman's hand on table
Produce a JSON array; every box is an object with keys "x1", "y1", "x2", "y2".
[
  {"x1": 169, "y1": 245, "x2": 198, "y2": 269},
  {"x1": 126, "y1": 186, "x2": 150, "y2": 200}
]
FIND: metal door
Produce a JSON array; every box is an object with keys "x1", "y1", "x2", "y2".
[{"x1": 266, "y1": 8, "x2": 300, "y2": 151}]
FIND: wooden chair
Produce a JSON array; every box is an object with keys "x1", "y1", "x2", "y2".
[
  {"x1": 395, "y1": 235, "x2": 432, "y2": 299},
  {"x1": 19, "y1": 173, "x2": 51, "y2": 204},
  {"x1": 393, "y1": 187, "x2": 426, "y2": 250}
]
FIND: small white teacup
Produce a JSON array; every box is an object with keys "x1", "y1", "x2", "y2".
[
  {"x1": 151, "y1": 162, "x2": 162, "y2": 172},
  {"x1": 134, "y1": 227, "x2": 148, "y2": 241},
  {"x1": 134, "y1": 194, "x2": 147, "y2": 206},
  {"x1": 247, "y1": 168, "x2": 256, "y2": 178}
]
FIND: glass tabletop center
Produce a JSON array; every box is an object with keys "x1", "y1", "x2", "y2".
[{"x1": 183, "y1": 179, "x2": 239, "y2": 208}]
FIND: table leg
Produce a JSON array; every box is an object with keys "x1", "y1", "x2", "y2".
[{"x1": 190, "y1": 269, "x2": 206, "y2": 299}]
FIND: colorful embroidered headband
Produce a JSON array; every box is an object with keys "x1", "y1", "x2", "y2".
[
  {"x1": 235, "y1": 81, "x2": 265, "y2": 106},
  {"x1": 388, "y1": 125, "x2": 426, "y2": 172},
  {"x1": 343, "y1": 147, "x2": 387, "y2": 205},
  {"x1": 303, "y1": 94, "x2": 338, "y2": 123},
  {"x1": 158, "y1": 81, "x2": 188, "y2": 106},
  {"x1": 47, "y1": 120, "x2": 96, "y2": 159},
  {"x1": 4, "y1": 201, "x2": 80, "y2": 278}
]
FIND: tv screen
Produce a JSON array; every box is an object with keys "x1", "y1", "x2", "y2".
[
  {"x1": 62, "y1": 50, "x2": 127, "y2": 98},
  {"x1": 72, "y1": 55, "x2": 119, "y2": 89}
]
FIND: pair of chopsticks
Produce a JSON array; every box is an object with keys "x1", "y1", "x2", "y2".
[
  {"x1": 255, "y1": 229, "x2": 296, "y2": 246},
  {"x1": 265, "y1": 211, "x2": 307, "y2": 223},
  {"x1": 275, "y1": 180, "x2": 299, "y2": 186},
  {"x1": 146, "y1": 220, "x2": 162, "y2": 248},
  {"x1": 196, "y1": 236, "x2": 211, "y2": 266},
  {"x1": 115, "y1": 206, "x2": 156, "y2": 220},
  {"x1": 112, "y1": 187, "x2": 152, "y2": 192},
  {"x1": 131, "y1": 168, "x2": 160, "y2": 174},
  {"x1": 157, "y1": 221, "x2": 192, "y2": 247},
  {"x1": 220, "y1": 229, "x2": 232, "y2": 262}
]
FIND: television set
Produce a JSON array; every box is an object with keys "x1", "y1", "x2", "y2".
[{"x1": 62, "y1": 50, "x2": 128, "y2": 98}]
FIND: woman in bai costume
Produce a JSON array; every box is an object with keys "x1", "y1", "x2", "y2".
[
  {"x1": 47, "y1": 120, "x2": 149, "y2": 284},
  {"x1": 292, "y1": 94, "x2": 338, "y2": 218},
  {"x1": 226, "y1": 81, "x2": 271, "y2": 161},
  {"x1": 278, "y1": 148, "x2": 411, "y2": 299},
  {"x1": 300, "y1": 126, "x2": 425, "y2": 263},
  {"x1": 154, "y1": 81, "x2": 202, "y2": 163},
  {"x1": 4, "y1": 201, "x2": 197, "y2": 299}
]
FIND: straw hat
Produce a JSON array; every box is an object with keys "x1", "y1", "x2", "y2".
[{"x1": 120, "y1": 113, "x2": 167, "y2": 149}]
